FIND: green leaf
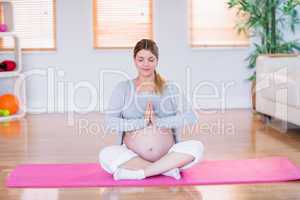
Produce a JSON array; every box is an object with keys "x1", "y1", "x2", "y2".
[
  {"x1": 227, "y1": 0, "x2": 300, "y2": 80},
  {"x1": 248, "y1": 73, "x2": 256, "y2": 81}
]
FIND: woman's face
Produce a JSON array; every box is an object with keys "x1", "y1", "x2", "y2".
[{"x1": 134, "y1": 49, "x2": 158, "y2": 78}]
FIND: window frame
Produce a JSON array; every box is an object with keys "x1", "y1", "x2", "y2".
[
  {"x1": 92, "y1": 0, "x2": 153, "y2": 49},
  {"x1": 188, "y1": 0, "x2": 250, "y2": 48},
  {"x1": 0, "y1": 0, "x2": 57, "y2": 52}
]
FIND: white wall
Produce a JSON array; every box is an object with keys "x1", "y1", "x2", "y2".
[{"x1": 5, "y1": 0, "x2": 299, "y2": 113}]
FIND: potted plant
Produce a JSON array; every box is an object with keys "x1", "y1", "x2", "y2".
[{"x1": 228, "y1": 0, "x2": 300, "y2": 110}]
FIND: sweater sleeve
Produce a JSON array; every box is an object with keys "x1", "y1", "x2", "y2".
[
  {"x1": 155, "y1": 83, "x2": 199, "y2": 129},
  {"x1": 104, "y1": 81, "x2": 147, "y2": 133}
]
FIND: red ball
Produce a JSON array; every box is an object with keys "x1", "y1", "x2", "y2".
[{"x1": 2, "y1": 60, "x2": 16, "y2": 71}]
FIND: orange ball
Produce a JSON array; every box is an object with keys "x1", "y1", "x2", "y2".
[{"x1": 0, "y1": 93, "x2": 20, "y2": 115}]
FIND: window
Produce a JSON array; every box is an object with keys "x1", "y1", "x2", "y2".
[
  {"x1": 0, "y1": 0, "x2": 56, "y2": 51},
  {"x1": 189, "y1": 0, "x2": 249, "y2": 47},
  {"x1": 93, "y1": 0, "x2": 153, "y2": 48}
]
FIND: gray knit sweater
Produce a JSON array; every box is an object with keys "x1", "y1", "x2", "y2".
[{"x1": 104, "y1": 79, "x2": 198, "y2": 144}]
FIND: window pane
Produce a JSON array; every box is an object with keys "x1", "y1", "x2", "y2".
[
  {"x1": 94, "y1": 0, "x2": 152, "y2": 48},
  {"x1": 0, "y1": 0, "x2": 56, "y2": 50},
  {"x1": 190, "y1": 0, "x2": 249, "y2": 47}
]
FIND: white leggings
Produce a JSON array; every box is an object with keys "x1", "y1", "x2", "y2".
[{"x1": 99, "y1": 140, "x2": 204, "y2": 174}]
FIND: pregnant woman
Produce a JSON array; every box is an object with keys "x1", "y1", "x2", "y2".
[{"x1": 99, "y1": 39, "x2": 204, "y2": 180}]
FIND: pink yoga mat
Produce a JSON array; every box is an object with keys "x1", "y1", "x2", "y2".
[{"x1": 6, "y1": 157, "x2": 300, "y2": 188}]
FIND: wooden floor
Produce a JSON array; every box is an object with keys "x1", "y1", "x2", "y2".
[{"x1": 1, "y1": 109, "x2": 300, "y2": 200}]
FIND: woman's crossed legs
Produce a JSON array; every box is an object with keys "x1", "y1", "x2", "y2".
[{"x1": 99, "y1": 140, "x2": 204, "y2": 180}]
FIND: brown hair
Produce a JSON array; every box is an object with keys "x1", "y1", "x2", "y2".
[{"x1": 133, "y1": 39, "x2": 166, "y2": 94}]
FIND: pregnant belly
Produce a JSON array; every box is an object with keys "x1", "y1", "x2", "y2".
[{"x1": 123, "y1": 126, "x2": 175, "y2": 162}]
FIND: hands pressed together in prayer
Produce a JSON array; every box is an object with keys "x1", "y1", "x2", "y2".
[
  {"x1": 144, "y1": 101, "x2": 170, "y2": 134},
  {"x1": 144, "y1": 101, "x2": 155, "y2": 126}
]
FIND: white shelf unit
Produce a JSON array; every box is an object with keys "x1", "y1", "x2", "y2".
[
  {"x1": 0, "y1": 1, "x2": 26, "y2": 122},
  {"x1": 0, "y1": 32, "x2": 22, "y2": 77}
]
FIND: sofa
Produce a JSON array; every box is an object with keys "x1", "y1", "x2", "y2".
[{"x1": 256, "y1": 54, "x2": 300, "y2": 127}]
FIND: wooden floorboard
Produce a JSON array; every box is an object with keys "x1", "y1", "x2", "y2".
[{"x1": 0, "y1": 109, "x2": 300, "y2": 200}]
